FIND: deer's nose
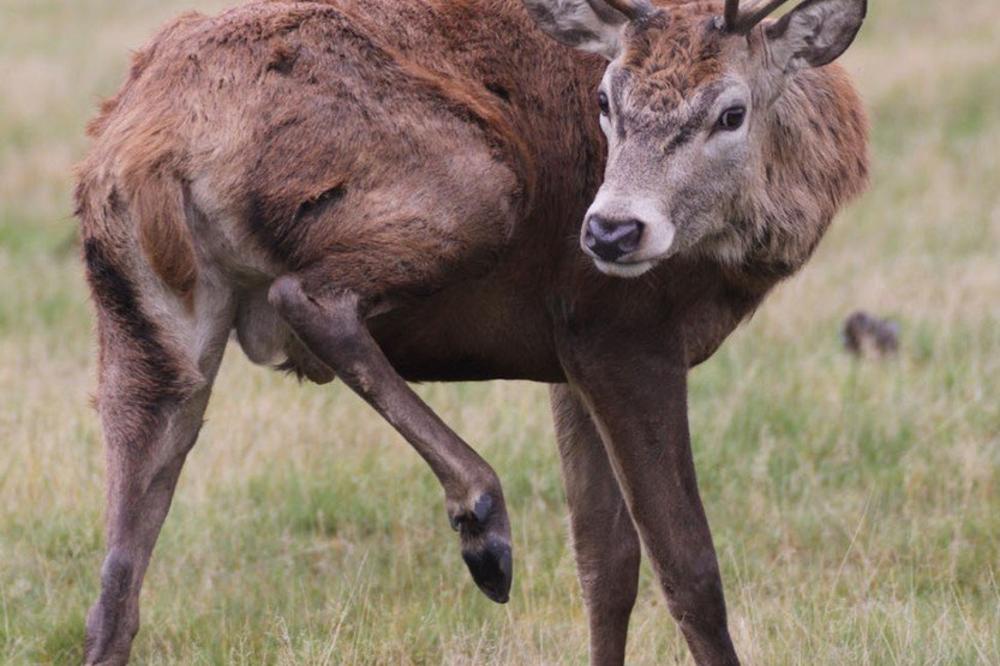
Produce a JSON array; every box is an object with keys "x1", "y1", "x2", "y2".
[{"x1": 584, "y1": 215, "x2": 644, "y2": 262}]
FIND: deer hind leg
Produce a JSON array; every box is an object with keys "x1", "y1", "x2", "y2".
[
  {"x1": 264, "y1": 178, "x2": 517, "y2": 601},
  {"x1": 268, "y1": 265, "x2": 512, "y2": 602},
  {"x1": 258, "y1": 141, "x2": 528, "y2": 603},
  {"x1": 550, "y1": 385, "x2": 640, "y2": 666},
  {"x1": 82, "y1": 241, "x2": 232, "y2": 665},
  {"x1": 258, "y1": 124, "x2": 520, "y2": 602}
]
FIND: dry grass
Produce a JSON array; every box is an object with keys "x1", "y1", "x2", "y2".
[{"x1": 1, "y1": 0, "x2": 998, "y2": 664}]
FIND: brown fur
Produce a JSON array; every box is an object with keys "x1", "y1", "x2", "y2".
[
  {"x1": 75, "y1": 1, "x2": 869, "y2": 664},
  {"x1": 621, "y1": 12, "x2": 725, "y2": 102},
  {"x1": 133, "y1": 173, "x2": 197, "y2": 301}
]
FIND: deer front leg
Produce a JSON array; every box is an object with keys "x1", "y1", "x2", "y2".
[
  {"x1": 557, "y1": 327, "x2": 739, "y2": 666},
  {"x1": 550, "y1": 384, "x2": 640, "y2": 666},
  {"x1": 269, "y1": 274, "x2": 512, "y2": 602}
]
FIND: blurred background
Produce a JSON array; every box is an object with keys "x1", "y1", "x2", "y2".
[{"x1": 1, "y1": 0, "x2": 997, "y2": 663}]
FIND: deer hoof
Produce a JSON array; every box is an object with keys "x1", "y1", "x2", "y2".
[
  {"x1": 448, "y1": 492, "x2": 513, "y2": 603},
  {"x1": 462, "y1": 535, "x2": 513, "y2": 604}
]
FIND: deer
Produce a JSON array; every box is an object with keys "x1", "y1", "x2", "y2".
[{"x1": 74, "y1": 0, "x2": 869, "y2": 663}]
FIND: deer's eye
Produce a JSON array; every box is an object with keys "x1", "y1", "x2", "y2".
[
  {"x1": 597, "y1": 91, "x2": 610, "y2": 116},
  {"x1": 717, "y1": 106, "x2": 746, "y2": 131}
]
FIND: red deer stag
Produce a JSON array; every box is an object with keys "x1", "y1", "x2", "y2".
[{"x1": 75, "y1": 0, "x2": 868, "y2": 663}]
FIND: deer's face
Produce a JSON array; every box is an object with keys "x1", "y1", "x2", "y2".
[
  {"x1": 524, "y1": 0, "x2": 867, "y2": 277},
  {"x1": 584, "y1": 20, "x2": 750, "y2": 277}
]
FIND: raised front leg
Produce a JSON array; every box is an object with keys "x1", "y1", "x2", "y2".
[
  {"x1": 269, "y1": 273, "x2": 512, "y2": 602},
  {"x1": 556, "y1": 326, "x2": 739, "y2": 666},
  {"x1": 550, "y1": 384, "x2": 640, "y2": 666}
]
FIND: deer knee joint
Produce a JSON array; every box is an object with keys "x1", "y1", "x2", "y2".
[
  {"x1": 663, "y1": 570, "x2": 728, "y2": 631},
  {"x1": 269, "y1": 274, "x2": 364, "y2": 341},
  {"x1": 99, "y1": 551, "x2": 133, "y2": 602}
]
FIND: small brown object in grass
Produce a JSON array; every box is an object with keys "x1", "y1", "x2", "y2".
[{"x1": 843, "y1": 311, "x2": 900, "y2": 358}]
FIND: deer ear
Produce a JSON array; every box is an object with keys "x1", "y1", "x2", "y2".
[
  {"x1": 764, "y1": 0, "x2": 866, "y2": 73},
  {"x1": 522, "y1": 0, "x2": 634, "y2": 60}
]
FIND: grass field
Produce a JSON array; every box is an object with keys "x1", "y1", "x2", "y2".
[{"x1": 1, "y1": 0, "x2": 998, "y2": 663}]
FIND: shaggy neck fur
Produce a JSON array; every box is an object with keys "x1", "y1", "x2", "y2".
[{"x1": 704, "y1": 35, "x2": 869, "y2": 287}]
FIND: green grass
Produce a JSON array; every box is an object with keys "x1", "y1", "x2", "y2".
[{"x1": 1, "y1": 0, "x2": 998, "y2": 663}]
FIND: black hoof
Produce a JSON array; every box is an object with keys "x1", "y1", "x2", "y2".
[{"x1": 462, "y1": 536, "x2": 513, "y2": 604}]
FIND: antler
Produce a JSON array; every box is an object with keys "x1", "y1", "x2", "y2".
[
  {"x1": 724, "y1": 0, "x2": 741, "y2": 29},
  {"x1": 603, "y1": 0, "x2": 655, "y2": 21},
  {"x1": 722, "y1": 0, "x2": 792, "y2": 33}
]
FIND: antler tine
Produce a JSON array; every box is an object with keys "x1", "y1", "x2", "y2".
[
  {"x1": 734, "y1": 0, "x2": 793, "y2": 32},
  {"x1": 603, "y1": 0, "x2": 654, "y2": 21},
  {"x1": 723, "y1": 0, "x2": 741, "y2": 31}
]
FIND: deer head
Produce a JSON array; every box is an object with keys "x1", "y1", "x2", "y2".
[{"x1": 524, "y1": 0, "x2": 867, "y2": 277}]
